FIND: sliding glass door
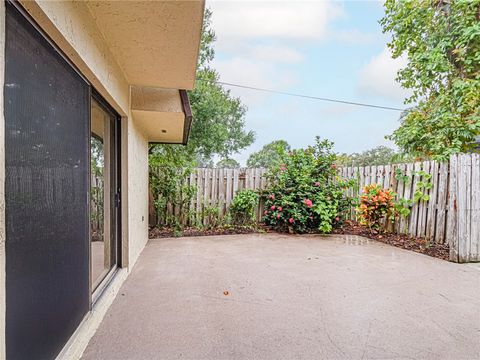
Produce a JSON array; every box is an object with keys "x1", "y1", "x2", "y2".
[{"x1": 90, "y1": 97, "x2": 121, "y2": 294}]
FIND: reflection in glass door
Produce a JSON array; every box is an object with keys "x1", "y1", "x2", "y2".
[{"x1": 90, "y1": 98, "x2": 119, "y2": 292}]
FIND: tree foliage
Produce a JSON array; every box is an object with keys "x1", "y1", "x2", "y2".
[
  {"x1": 381, "y1": 0, "x2": 480, "y2": 160},
  {"x1": 246, "y1": 140, "x2": 291, "y2": 168},
  {"x1": 216, "y1": 158, "x2": 240, "y2": 168},
  {"x1": 188, "y1": 9, "x2": 255, "y2": 160},
  {"x1": 336, "y1": 145, "x2": 406, "y2": 167}
]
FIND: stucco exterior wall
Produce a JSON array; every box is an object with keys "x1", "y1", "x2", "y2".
[{"x1": 127, "y1": 118, "x2": 149, "y2": 267}]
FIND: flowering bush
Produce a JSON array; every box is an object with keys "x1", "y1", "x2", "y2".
[
  {"x1": 262, "y1": 137, "x2": 356, "y2": 234},
  {"x1": 357, "y1": 184, "x2": 395, "y2": 231}
]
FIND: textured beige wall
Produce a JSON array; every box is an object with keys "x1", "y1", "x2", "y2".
[
  {"x1": 126, "y1": 118, "x2": 149, "y2": 267},
  {"x1": 0, "y1": 3, "x2": 5, "y2": 359}
]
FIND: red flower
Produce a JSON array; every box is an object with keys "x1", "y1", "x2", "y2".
[
  {"x1": 270, "y1": 205, "x2": 276, "y2": 211},
  {"x1": 277, "y1": 206, "x2": 282, "y2": 211},
  {"x1": 303, "y1": 199, "x2": 313, "y2": 208},
  {"x1": 289, "y1": 218, "x2": 294, "y2": 223}
]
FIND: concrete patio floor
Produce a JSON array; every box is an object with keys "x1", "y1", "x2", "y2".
[{"x1": 82, "y1": 234, "x2": 480, "y2": 360}]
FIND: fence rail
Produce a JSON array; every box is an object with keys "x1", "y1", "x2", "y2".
[{"x1": 153, "y1": 153, "x2": 480, "y2": 263}]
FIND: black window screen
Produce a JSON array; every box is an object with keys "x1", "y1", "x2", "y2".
[{"x1": 5, "y1": 3, "x2": 90, "y2": 359}]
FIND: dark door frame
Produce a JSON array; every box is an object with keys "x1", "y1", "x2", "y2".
[{"x1": 90, "y1": 90, "x2": 122, "y2": 304}]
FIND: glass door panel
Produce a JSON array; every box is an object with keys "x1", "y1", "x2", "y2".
[{"x1": 90, "y1": 99, "x2": 118, "y2": 291}]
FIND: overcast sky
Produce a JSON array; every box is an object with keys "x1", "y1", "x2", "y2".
[{"x1": 207, "y1": 0, "x2": 411, "y2": 165}]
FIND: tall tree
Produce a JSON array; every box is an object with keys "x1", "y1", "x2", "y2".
[
  {"x1": 381, "y1": 1, "x2": 480, "y2": 160},
  {"x1": 247, "y1": 140, "x2": 291, "y2": 168},
  {"x1": 187, "y1": 8, "x2": 255, "y2": 161}
]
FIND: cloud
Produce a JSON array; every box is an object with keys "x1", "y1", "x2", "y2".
[
  {"x1": 331, "y1": 29, "x2": 377, "y2": 45},
  {"x1": 251, "y1": 45, "x2": 304, "y2": 63},
  {"x1": 213, "y1": 56, "x2": 299, "y2": 104},
  {"x1": 357, "y1": 47, "x2": 411, "y2": 102},
  {"x1": 209, "y1": 0, "x2": 345, "y2": 41},
  {"x1": 207, "y1": 1, "x2": 337, "y2": 106}
]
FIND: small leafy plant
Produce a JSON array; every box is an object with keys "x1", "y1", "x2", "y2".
[
  {"x1": 357, "y1": 184, "x2": 395, "y2": 232},
  {"x1": 393, "y1": 168, "x2": 434, "y2": 218},
  {"x1": 202, "y1": 203, "x2": 222, "y2": 229},
  {"x1": 230, "y1": 189, "x2": 259, "y2": 226}
]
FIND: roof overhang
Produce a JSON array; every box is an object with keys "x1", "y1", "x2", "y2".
[
  {"x1": 85, "y1": 1, "x2": 204, "y2": 90},
  {"x1": 131, "y1": 87, "x2": 192, "y2": 144}
]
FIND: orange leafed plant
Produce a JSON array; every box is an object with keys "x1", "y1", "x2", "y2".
[{"x1": 357, "y1": 184, "x2": 395, "y2": 232}]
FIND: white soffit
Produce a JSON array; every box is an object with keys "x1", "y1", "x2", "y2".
[{"x1": 131, "y1": 86, "x2": 191, "y2": 144}]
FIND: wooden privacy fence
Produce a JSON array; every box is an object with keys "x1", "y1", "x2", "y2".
[
  {"x1": 187, "y1": 168, "x2": 268, "y2": 223},
  {"x1": 157, "y1": 153, "x2": 480, "y2": 263}
]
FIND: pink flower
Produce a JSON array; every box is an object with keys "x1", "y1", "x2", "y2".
[
  {"x1": 335, "y1": 217, "x2": 340, "y2": 221},
  {"x1": 331, "y1": 164, "x2": 337, "y2": 169},
  {"x1": 277, "y1": 206, "x2": 282, "y2": 212},
  {"x1": 264, "y1": 211, "x2": 268, "y2": 215},
  {"x1": 303, "y1": 199, "x2": 313, "y2": 208},
  {"x1": 277, "y1": 214, "x2": 281, "y2": 219},
  {"x1": 314, "y1": 182, "x2": 320, "y2": 187},
  {"x1": 279, "y1": 164, "x2": 287, "y2": 172},
  {"x1": 289, "y1": 218, "x2": 294, "y2": 224},
  {"x1": 270, "y1": 205, "x2": 276, "y2": 211},
  {"x1": 269, "y1": 194, "x2": 275, "y2": 200},
  {"x1": 310, "y1": 216, "x2": 313, "y2": 220}
]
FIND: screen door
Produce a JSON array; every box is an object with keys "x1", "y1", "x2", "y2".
[{"x1": 5, "y1": 3, "x2": 90, "y2": 359}]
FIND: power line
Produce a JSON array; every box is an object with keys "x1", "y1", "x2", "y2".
[{"x1": 196, "y1": 78, "x2": 405, "y2": 112}]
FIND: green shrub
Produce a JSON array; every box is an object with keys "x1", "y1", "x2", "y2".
[
  {"x1": 262, "y1": 137, "x2": 356, "y2": 234},
  {"x1": 230, "y1": 189, "x2": 259, "y2": 225},
  {"x1": 202, "y1": 203, "x2": 222, "y2": 229}
]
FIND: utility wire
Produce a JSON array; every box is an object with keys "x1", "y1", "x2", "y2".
[{"x1": 196, "y1": 78, "x2": 405, "y2": 112}]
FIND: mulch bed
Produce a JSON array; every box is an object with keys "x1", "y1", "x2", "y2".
[
  {"x1": 149, "y1": 221, "x2": 450, "y2": 261},
  {"x1": 333, "y1": 220, "x2": 450, "y2": 261},
  {"x1": 149, "y1": 225, "x2": 263, "y2": 239}
]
